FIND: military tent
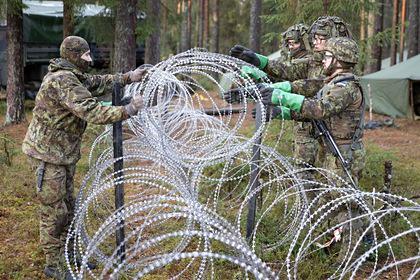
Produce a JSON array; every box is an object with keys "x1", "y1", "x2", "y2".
[{"x1": 360, "y1": 54, "x2": 420, "y2": 119}]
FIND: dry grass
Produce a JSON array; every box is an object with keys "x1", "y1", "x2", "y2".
[{"x1": 0, "y1": 100, "x2": 419, "y2": 279}]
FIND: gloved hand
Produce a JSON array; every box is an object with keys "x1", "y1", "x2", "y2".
[
  {"x1": 257, "y1": 84, "x2": 305, "y2": 112},
  {"x1": 223, "y1": 87, "x2": 243, "y2": 104},
  {"x1": 223, "y1": 83, "x2": 269, "y2": 104},
  {"x1": 240, "y1": 65, "x2": 267, "y2": 81},
  {"x1": 128, "y1": 68, "x2": 148, "y2": 82},
  {"x1": 124, "y1": 94, "x2": 144, "y2": 116},
  {"x1": 251, "y1": 106, "x2": 291, "y2": 121},
  {"x1": 230, "y1": 45, "x2": 268, "y2": 70},
  {"x1": 271, "y1": 90, "x2": 305, "y2": 112},
  {"x1": 258, "y1": 85, "x2": 275, "y2": 106},
  {"x1": 271, "y1": 81, "x2": 292, "y2": 92}
]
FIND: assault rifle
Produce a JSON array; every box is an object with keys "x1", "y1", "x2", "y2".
[{"x1": 312, "y1": 119, "x2": 359, "y2": 189}]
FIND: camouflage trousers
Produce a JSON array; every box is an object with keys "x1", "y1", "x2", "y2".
[
  {"x1": 293, "y1": 122, "x2": 319, "y2": 202},
  {"x1": 29, "y1": 157, "x2": 76, "y2": 268},
  {"x1": 317, "y1": 141, "x2": 368, "y2": 263}
]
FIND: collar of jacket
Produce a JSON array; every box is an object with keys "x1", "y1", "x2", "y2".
[
  {"x1": 324, "y1": 70, "x2": 353, "y2": 84},
  {"x1": 48, "y1": 58, "x2": 88, "y2": 81}
]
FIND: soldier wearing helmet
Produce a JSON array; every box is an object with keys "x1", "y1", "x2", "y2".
[
  {"x1": 228, "y1": 17, "x2": 353, "y2": 207},
  {"x1": 260, "y1": 37, "x2": 364, "y2": 185},
  {"x1": 229, "y1": 16, "x2": 352, "y2": 88},
  {"x1": 257, "y1": 37, "x2": 366, "y2": 261},
  {"x1": 255, "y1": 35, "x2": 364, "y2": 174},
  {"x1": 282, "y1": 23, "x2": 311, "y2": 60},
  {"x1": 22, "y1": 36, "x2": 148, "y2": 279}
]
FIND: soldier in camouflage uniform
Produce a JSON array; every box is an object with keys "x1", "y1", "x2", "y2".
[
  {"x1": 22, "y1": 36, "x2": 146, "y2": 279},
  {"x1": 259, "y1": 37, "x2": 366, "y2": 261},
  {"x1": 230, "y1": 24, "x2": 311, "y2": 87},
  {"x1": 281, "y1": 23, "x2": 311, "y2": 61},
  {"x1": 263, "y1": 37, "x2": 365, "y2": 187},
  {"x1": 230, "y1": 16, "x2": 352, "y2": 93},
  {"x1": 229, "y1": 17, "x2": 352, "y2": 204}
]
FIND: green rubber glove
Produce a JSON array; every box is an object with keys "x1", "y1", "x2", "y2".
[
  {"x1": 271, "y1": 89, "x2": 305, "y2": 112},
  {"x1": 271, "y1": 81, "x2": 292, "y2": 92},
  {"x1": 240, "y1": 65, "x2": 267, "y2": 81},
  {"x1": 230, "y1": 45, "x2": 268, "y2": 69},
  {"x1": 255, "y1": 54, "x2": 269, "y2": 70}
]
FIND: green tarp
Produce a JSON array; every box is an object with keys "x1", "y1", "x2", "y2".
[
  {"x1": 22, "y1": 0, "x2": 109, "y2": 44},
  {"x1": 360, "y1": 54, "x2": 420, "y2": 118}
]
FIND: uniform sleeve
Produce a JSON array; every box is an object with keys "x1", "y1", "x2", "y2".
[
  {"x1": 84, "y1": 73, "x2": 131, "y2": 97},
  {"x1": 298, "y1": 85, "x2": 356, "y2": 120},
  {"x1": 291, "y1": 78, "x2": 324, "y2": 97},
  {"x1": 263, "y1": 57, "x2": 310, "y2": 82},
  {"x1": 58, "y1": 74, "x2": 129, "y2": 124}
]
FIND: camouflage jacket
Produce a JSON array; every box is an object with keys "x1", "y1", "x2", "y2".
[
  {"x1": 265, "y1": 52, "x2": 325, "y2": 96},
  {"x1": 22, "y1": 58, "x2": 131, "y2": 165},
  {"x1": 292, "y1": 72, "x2": 364, "y2": 144}
]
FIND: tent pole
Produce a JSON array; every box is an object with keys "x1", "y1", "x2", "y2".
[{"x1": 409, "y1": 80, "x2": 414, "y2": 120}]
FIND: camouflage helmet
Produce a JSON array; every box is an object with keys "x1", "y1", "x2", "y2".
[
  {"x1": 309, "y1": 16, "x2": 352, "y2": 39},
  {"x1": 324, "y1": 37, "x2": 359, "y2": 64},
  {"x1": 60, "y1": 36, "x2": 90, "y2": 71},
  {"x1": 282, "y1": 23, "x2": 309, "y2": 42},
  {"x1": 281, "y1": 23, "x2": 311, "y2": 55}
]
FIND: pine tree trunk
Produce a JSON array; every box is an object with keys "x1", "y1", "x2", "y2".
[
  {"x1": 203, "y1": 0, "x2": 209, "y2": 49},
  {"x1": 210, "y1": 0, "x2": 219, "y2": 53},
  {"x1": 113, "y1": 0, "x2": 137, "y2": 72},
  {"x1": 249, "y1": 0, "x2": 261, "y2": 52},
  {"x1": 187, "y1": 0, "x2": 192, "y2": 49},
  {"x1": 5, "y1": 0, "x2": 25, "y2": 125},
  {"x1": 367, "y1": 2, "x2": 375, "y2": 39},
  {"x1": 360, "y1": 7, "x2": 366, "y2": 41},
  {"x1": 382, "y1": 0, "x2": 393, "y2": 58},
  {"x1": 399, "y1": 0, "x2": 407, "y2": 62},
  {"x1": 407, "y1": 0, "x2": 419, "y2": 58},
  {"x1": 323, "y1": 0, "x2": 329, "y2": 14},
  {"x1": 180, "y1": 0, "x2": 191, "y2": 52},
  {"x1": 418, "y1": 0, "x2": 420, "y2": 53},
  {"x1": 390, "y1": 0, "x2": 399, "y2": 65},
  {"x1": 366, "y1": 0, "x2": 384, "y2": 73},
  {"x1": 63, "y1": 0, "x2": 74, "y2": 38},
  {"x1": 198, "y1": 0, "x2": 204, "y2": 47},
  {"x1": 145, "y1": 0, "x2": 161, "y2": 64}
]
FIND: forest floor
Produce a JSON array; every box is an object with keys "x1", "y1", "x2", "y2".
[{"x1": 0, "y1": 98, "x2": 419, "y2": 279}]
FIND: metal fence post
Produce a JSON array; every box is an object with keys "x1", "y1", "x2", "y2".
[
  {"x1": 246, "y1": 104, "x2": 262, "y2": 241},
  {"x1": 112, "y1": 82, "x2": 126, "y2": 262}
]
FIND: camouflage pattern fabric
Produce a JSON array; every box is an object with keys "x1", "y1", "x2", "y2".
[
  {"x1": 266, "y1": 52, "x2": 325, "y2": 195},
  {"x1": 22, "y1": 50, "x2": 135, "y2": 274},
  {"x1": 265, "y1": 53, "x2": 325, "y2": 94},
  {"x1": 324, "y1": 37, "x2": 359, "y2": 64},
  {"x1": 282, "y1": 23, "x2": 311, "y2": 59},
  {"x1": 295, "y1": 73, "x2": 364, "y2": 144},
  {"x1": 60, "y1": 36, "x2": 90, "y2": 72},
  {"x1": 318, "y1": 141, "x2": 366, "y2": 263},
  {"x1": 309, "y1": 16, "x2": 352, "y2": 39},
  {"x1": 29, "y1": 158, "x2": 76, "y2": 269},
  {"x1": 22, "y1": 58, "x2": 131, "y2": 165},
  {"x1": 293, "y1": 72, "x2": 366, "y2": 262}
]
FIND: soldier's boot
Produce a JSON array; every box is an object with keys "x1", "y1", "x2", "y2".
[
  {"x1": 43, "y1": 266, "x2": 73, "y2": 280},
  {"x1": 66, "y1": 248, "x2": 97, "y2": 270},
  {"x1": 74, "y1": 257, "x2": 97, "y2": 270},
  {"x1": 66, "y1": 238, "x2": 97, "y2": 270},
  {"x1": 361, "y1": 231, "x2": 375, "y2": 261}
]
